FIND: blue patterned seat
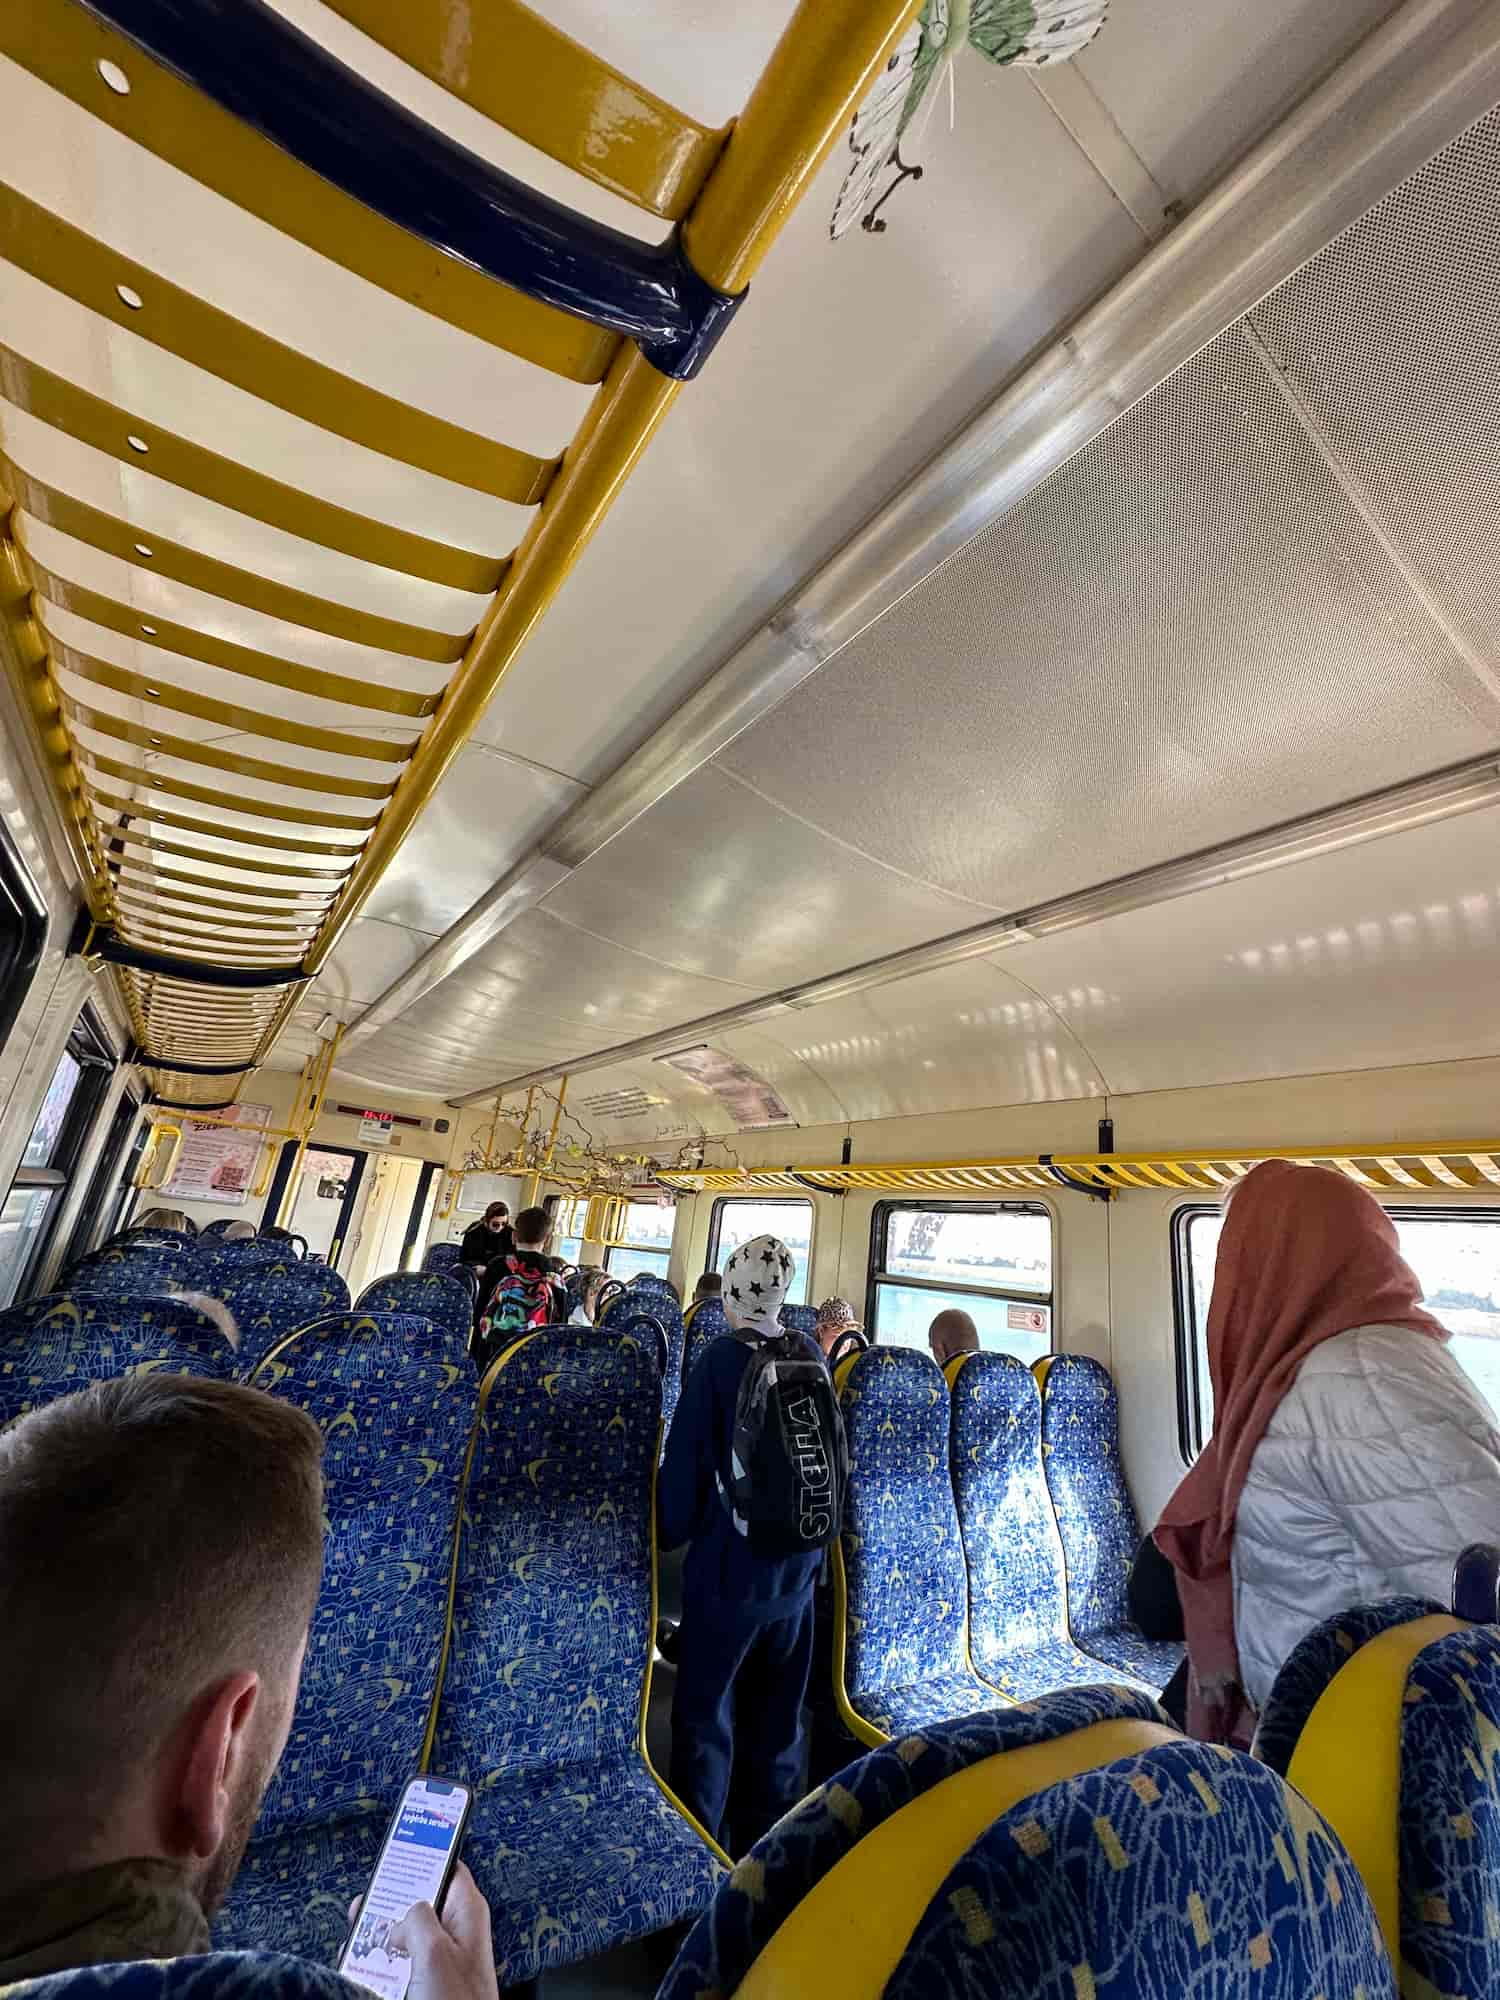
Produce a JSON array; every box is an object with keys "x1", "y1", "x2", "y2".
[
  {"x1": 662, "y1": 1687, "x2": 1167, "y2": 1997},
  {"x1": 682, "y1": 1297, "x2": 731, "y2": 1387},
  {"x1": 604, "y1": 1284, "x2": 685, "y2": 1438},
  {"x1": 357, "y1": 1270, "x2": 472, "y2": 1345},
  {"x1": 1252, "y1": 1597, "x2": 1440, "y2": 1776},
  {"x1": 886, "y1": 1739, "x2": 1395, "y2": 1998},
  {"x1": 1, "y1": 1954, "x2": 361, "y2": 2000},
  {"x1": 219, "y1": 1321, "x2": 478, "y2": 1959},
  {"x1": 422, "y1": 1240, "x2": 463, "y2": 1273},
  {"x1": 251, "y1": 1311, "x2": 457, "y2": 1376},
  {"x1": 66, "y1": 1249, "x2": 190, "y2": 1297},
  {"x1": 431, "y1": 1326, "x2": 724, "y2": 1984},
  {"x1": 0, "y1": 1293, "x2": 236, "y2": 1424},
  {"x1": 951, "y1": 1354, "x2": 1149, "y2": 1700},
  {"x1": 836, "y1": 1346, "x2": 1007, "y2": 1741},
  {"x1": 1035, "y1": 1356, "x2": 1183, "y2": 1691},
  {"x1": 211, "y1": 1264, "x2": 353, "y2": 1373},
  {"x1": 778, "y1": 1302, "x2": 819, "y2": 1340}
]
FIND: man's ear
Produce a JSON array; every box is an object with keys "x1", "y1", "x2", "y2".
[{"x1": 167, "y1": 1670, "x2": 261, "y2": 1860}]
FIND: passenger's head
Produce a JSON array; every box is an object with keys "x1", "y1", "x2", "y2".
[
  {"x1": 693, "y1": 1272, "x2": 723, "y2": 1303},
  {"x1": 137, "y1": 1208, "x2": 190, "y2": 1234},
  {"x1": 0, "y1": 1375, "x2": 325, "y2": 1909},
  {"x1": 723, "y1": 1234, "x2": 794, "y2": 1337},
  {"x1": 481, "y1": 1202, "x2": 510, "y2": 1234},
  {"x1": 259, "y1": 1225, "x2": 295, "y2": 1245},
  {"x1": 928, "y1": 1308, "x2": 979, "y2": 1367},
  {"x1": 815, "y1": 1297, "x2": 858, "y2": 1355},
  {"x1": 576, "y1": 1268, "x2": 607, "y2": 1323},
  {"x1": 1203, "y1": 1159, "x2": 1441, "y2": 1411},
  {"x1": 221, "y1": 1220, "x2": 257, "y2": 1242},
  {"x1": 513, "y1": 1206, "x2": 551, "y2": 1252}
]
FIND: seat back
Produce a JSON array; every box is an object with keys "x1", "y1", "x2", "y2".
[
  {"x1": 837, "y1": 1346, "x2": 971, "y2": 1710},
  {"x1": 432, "y1": 1325, "x2": 660, "y2": 1782},
  {"x1": 357, "y1": 1269, "x2": 472, "y2": 1344},
  {"x1": 659, "y1": 1687, "x2": 1176, "y2": 1999},
  {"x1": 197, "y1": 1238, "x2": 283, "y2": 1279},
  {"x1": 604, "y1": 1283, "x2": 684, "y2": 1433},
  {"x1": 1034, "y1": 1354, "x2": 1139, "y2": 1641},
  {"x1": 199, "y1": 1218, "x2": 239, "y2": 1238},
  {"x1": 246, "y1": 1316, "x2": 478, "y2": 1837},
  {"x1": 825, "y1": 1328, "x2": 868, "y2": 1371},
  {"x1": 423, "y1": 1240, "x2": 463, "y2": 1274},
  {"x1": 950, "y1": 1353, "x2": 1075, "y2": 1684},
  {"x1": 1253, "y1": 1597, "x2": 1442, "y2": 1776},
  {"x1": 683, "y1": 1297, "x2": 731, "y2": 1384},
  {"x1": 0, "y1": 1951, "x2": 366, "y2": 2000},
  {"x1": 0, "y1": 1292, "x2": 236, "y2": 1425},
  {"x1": 779, "y1": 1302, "x2": 819, "y2": 1340},
  {"x1": 251, "y1": 1311, "x2": 456, "y2": 1375},
  {"x1": 1453, "y1": 1540, "x2": 1500, "y2": 1622},
  {"x1": 885, "y1": 1739, "x2": 1394, "y2": 1999},
  {"x1": 212, "y1": 1262, "x2": 353, "y2": 1371}
]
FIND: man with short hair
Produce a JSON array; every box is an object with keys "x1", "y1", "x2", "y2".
[
  {"x1": 0, "y1": 1375, "x2": 324, "y2": 1975},
  {"x1": 683, "y1": 1271, "x2": 722, "y2": 1330},
  {"x1": 0, "y1": 1375, "x2": 499, "y2": 2000},
  {"x1": 928, "y1": 1307, "x2": 980, "y2": 1368},
  {"x1": 475, "y1": 1206, "x2": 564, "y2": 1367}
]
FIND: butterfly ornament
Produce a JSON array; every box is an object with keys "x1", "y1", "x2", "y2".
[{"x1": 832, "y1": 0, "x2": 1110, "y2": 238}]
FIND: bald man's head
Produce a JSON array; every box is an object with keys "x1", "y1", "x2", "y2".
[{"x1": 928, "y1": 1309, "x2": 979, "y2": 1367}]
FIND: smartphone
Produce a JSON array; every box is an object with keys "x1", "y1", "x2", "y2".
[{"x1": 337, "y1": 1775, "x2": 473, "y2": 2000}]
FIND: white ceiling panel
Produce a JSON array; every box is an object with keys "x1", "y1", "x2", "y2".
[
  {"x1": 311, "y1": 915, "x2": 435, "y2": 1011},
  {"x1": 991, "y1": 808, "x2": 1500, "y2": 1096},
  {"x1": 1076, "y1": 0, "x2": 1399, "y2": 205},
  {"x1": 716, "y1": 318, "x2": 1500, "y2": 910},
  {"x1": 464, "y1": 67, "x2": 1145, "y2": 784},
  {"x1": 539, "y1": 765, "x2": 993, "y2": 986},
  {"x1": 361, "y1": 743, "x2": 587, "y2": 937}
]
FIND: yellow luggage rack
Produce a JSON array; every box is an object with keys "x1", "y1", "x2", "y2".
[{"x1": 0, "y1": 0, "x2": 920, "y2": 1108}]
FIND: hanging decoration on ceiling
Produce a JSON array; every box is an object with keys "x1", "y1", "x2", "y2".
[{"x1": 831, "y1": 0, "x2": 1110, "y2": 239}]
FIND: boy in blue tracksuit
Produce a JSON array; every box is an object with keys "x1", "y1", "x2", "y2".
[{"x1": 657, "y1": 1234, "x2": 822, "y2": 1852}]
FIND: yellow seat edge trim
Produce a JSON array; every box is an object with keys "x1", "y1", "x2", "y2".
[
  {"x1": 1286, "y1": 1611, "x2": 1465, "y2": 1961},
  {"x1": 738, "y1": 1717, "x2": 1181, "y2": 1998}
]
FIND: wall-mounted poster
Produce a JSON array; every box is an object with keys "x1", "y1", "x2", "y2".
[{"x1": 161, "y1": 1103, "x2": 272, "y2": 1205}]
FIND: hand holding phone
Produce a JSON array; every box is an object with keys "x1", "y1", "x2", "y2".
[{"x1": 338, "y1": 1777, "x2": 473, "y2": 2000}]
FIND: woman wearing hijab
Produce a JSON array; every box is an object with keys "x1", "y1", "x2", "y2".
[{"x1": 1155, "y1": 1159, "x2": 1500, "y2": 1744}]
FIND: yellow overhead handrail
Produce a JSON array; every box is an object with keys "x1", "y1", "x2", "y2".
[{"x1": 653, "y1": 1142, "x2": 1500, "y2": 1198}]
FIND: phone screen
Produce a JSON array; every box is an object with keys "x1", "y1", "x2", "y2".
[{"x1": 337, "y1": 1776, "x2": 471, "y2": 2000}]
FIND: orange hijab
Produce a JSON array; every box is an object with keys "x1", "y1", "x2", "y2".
[{"x1": 1155, "y1": 1160, "x2": 1446, "y2": 1741}]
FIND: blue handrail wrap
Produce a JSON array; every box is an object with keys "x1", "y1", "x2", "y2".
[{"x1": 77, "y1": 0, "x2": 744, "y2": 379}]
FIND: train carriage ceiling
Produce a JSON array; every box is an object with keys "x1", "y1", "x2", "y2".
[{"x1": 5, "y1": 0, "x2": 1499, "y2": 1134}]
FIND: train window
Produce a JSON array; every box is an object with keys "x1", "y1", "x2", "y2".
[
  {"x1": 552, "y1": 1195, "x2": 588, "y2": 1266},
  {"x1": 0, "y1": 816, "x2": 46, "y2": 1061},
  {"x1": 1174, "y1": 1202, "x2": 1500, "y2": 1458},
  {"x1": 866, "y1": 1201, "x2": 1053, "y2": 1363},
  {"x1": 706, "y1": 1198, "x2": 813, "y2": 1304},
  {"x1": 0, "y1": 1009, "x2": 116, "y2": 1307},
  {"x1": 603, "y1": 1199, "x2": 676, "y2": 1282}
]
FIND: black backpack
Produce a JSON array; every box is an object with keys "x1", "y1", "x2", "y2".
[{"x1": 719, "y1": 1331, "x2": 849, "y2": 1558}]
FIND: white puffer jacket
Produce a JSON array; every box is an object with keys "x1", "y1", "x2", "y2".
[{"x1": 1231, "y1": 1323, "x2": 1500, "y2": 1712}]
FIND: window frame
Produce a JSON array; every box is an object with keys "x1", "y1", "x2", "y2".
[
  {"x1": 1172, "y1": 1198, "x2": 1500, "y2": 1461},
  {"x1": 5, "y1": 1007, "x2": 118, "y2": 1302},
  {"x1": 0, "y1": 822, "x2": 47, "y2": 1067},
  {"x1": 602, "y1": 1197, "x2": 678, "y2": 1280},
  {"x1": 865, "y1": 1197, "x2": 1056, "y2": 1354},
  {"x1": 706, "y1": 1195, "x2": 815, "y2": 1304}
]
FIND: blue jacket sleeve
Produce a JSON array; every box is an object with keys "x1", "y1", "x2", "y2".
[{"x1": 657, "y1": 1346, "x2": 719, "y2": 1550}]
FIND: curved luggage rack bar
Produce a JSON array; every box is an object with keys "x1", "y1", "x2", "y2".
[{"x1": 0, "y1": 0, "x2": 921, "y2": 1095}]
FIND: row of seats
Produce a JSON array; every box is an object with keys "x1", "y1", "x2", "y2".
[
  {"x1": 834, "y1": 1347, "x2": 1182, "y2": 1741},
  {"x1": 219, "y1": 1316, "x2": 723, "y2": 1986}
]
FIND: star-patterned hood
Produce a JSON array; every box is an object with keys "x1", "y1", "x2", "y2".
[{"x1": 722, "y1": 1233, "x2": 795, "y2": 1336}]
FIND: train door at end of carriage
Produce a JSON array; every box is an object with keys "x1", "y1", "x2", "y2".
[
  {"x1": 344, "y1": 1154, "x2": 437, "y2": 1294},
  {"x1": 264, "y1": 1144, "x2": 366, "y2": 1272}
]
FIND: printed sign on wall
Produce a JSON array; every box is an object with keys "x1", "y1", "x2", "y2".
[{"x1": 162, "y1": 1103, "x2": 272, "y2": 1205}]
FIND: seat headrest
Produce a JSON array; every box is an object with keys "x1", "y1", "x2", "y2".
[{"x1": 1453, "y1": 1541, "x2": 1500, "y2": 1623}]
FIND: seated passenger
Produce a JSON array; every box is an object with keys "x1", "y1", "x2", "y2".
[
  {"x1": 0, "y1": 1374, "x2": 497, "y2": 2000},
  {"x1": 658, "y1": 1236, "x2": 829, "y2": 1854},
  {"x1": 1156, "y1": 1160, "x2": 1500, "y2": 1745},
  {"x1": 569, "y1": 1267, "x2": 607, "y2": 1327},
  {"x1": 460, "y1": 1201, "x2": 512, "y2": 1271},
  {"x1": 814, "y1": 1297, "x2": 860, "y2": 1358},
  {"x1": 475, "y1": 1206, "x2": 565, "y2": 1367},
  {"x1": 220, "y1": 1221, "x2": 257, "y2": 1242},
  {"x1": 683, "y1": 1272, "x2": 722, "y2": 1327},
  {"x1": 928, "y1": 1307, "x2": 979, "y2": 1367},
  {"x1": 135, "y1": 1208, "x2": 191, "y2": 1234}
]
